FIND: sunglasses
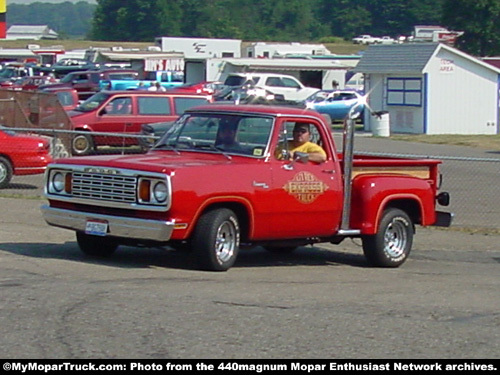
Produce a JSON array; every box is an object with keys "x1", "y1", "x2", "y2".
[{"x1": 293, "y1": 128, "x2": 309, "y2": 134}]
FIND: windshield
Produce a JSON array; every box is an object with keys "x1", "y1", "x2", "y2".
[
  {"x1": 0, "y1": 69, "x2": 17, "y2": 78},
  {"x1": 0, "y1": 125, "x2": 16, "y2": 136},
  {"x1": 154, "y1": 113, "x2": 274, "y2": 157},
  {"x1": 224, "y1": 76, "x2": 247, "y2": 86},
  {"x1": 308, "y1": 91, "x2": 358, "y2": 103},
  {"x1": 74, "y1": 92, "x2": 111, "y2": 112},
  {"x1": 60, "y1": 74, "x2": 75, "y2": 83},
  {"x1": 108, "y1": 73, "x2": 138, "y2": 80}
]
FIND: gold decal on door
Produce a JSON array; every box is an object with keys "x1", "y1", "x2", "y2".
[{"x1": 283, "y1": 171, "x2": 329, "y2": 204}]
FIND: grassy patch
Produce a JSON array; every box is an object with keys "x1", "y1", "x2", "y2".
[{"x1": 389, "y1": 134, "x2": 500, "y2": 150}]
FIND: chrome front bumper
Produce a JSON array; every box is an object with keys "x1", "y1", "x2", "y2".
[{"x1": 41, "y1": 205, "x2": 175, "y2": 242}]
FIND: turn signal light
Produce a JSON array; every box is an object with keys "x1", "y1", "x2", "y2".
[
  {"x1": 65, "y1": 173, "x2": 72, "y2": 194},
  {"x1": 139, "y1": 180, "x2": 151, "y2": 202}
]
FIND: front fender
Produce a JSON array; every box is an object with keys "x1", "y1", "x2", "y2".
[
  {"x1": 350, "y1": 175, "x2": 436, "y2": 234},
  {"x1": 170, "y1": 194, "x2": 255, "y2": 241}
]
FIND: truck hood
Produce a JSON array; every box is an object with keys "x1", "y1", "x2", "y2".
[
  {"x1": 67, "y1": 109, "x2": 86, "y2": 118},
  {"x1": 55, "y1": 151, "x2": 248, "y2": 174}
]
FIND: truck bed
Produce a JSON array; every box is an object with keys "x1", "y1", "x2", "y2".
[{"x1": 338, "y1": 153, "x2": 441, "y2": 180}]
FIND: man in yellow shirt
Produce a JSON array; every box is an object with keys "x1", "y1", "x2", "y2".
[{"x1": 276, "y1": 123, "x2": 327, "y2": 163}]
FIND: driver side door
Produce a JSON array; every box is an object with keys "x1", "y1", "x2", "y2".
[{"x1": 267, "y1": 118, "x2": 343, "y2": 238}]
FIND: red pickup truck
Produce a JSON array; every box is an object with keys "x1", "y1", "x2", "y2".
[{"x1": 41, "y1": 104, "x2": 452, "y2": 271}]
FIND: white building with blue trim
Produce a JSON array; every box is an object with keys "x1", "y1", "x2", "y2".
[{"x1": 354, "y1": 43, "x2": 500, "y2": 135}]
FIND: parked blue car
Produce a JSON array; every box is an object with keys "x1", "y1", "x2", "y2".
[{"x1": 304, "y1": 90, "x2": 364, "y2": 120}]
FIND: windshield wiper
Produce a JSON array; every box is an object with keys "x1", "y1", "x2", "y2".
[{"x1": 194, "y1": 144, "x2": 232, "y2": 160}]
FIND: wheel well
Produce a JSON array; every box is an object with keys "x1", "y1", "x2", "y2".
[
  {"x1": 384, "y1": 199, "x2": 421, "y2": 225},
  {"x1": 201, "y1": 202, "x2": 250, "y2": 242},
  {"x1": 0, "y1": 154, "x2": 12, "y2": 164}
]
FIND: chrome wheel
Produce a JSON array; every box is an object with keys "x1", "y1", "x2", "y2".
[
  {"x1": 0, "y1": 157, "x2": 13, "y2": 189},
  {"x1": 383, "y1": 217, "x2": 409, "y2": 259},
  {"x1": 72, "y1": 134, "x2": 94, "y2": 156},
  {"x1": 192, "y1": 208, "x2": 240, "y2": 271},
  {"x1": 215, "y1": 220, "x2": 238, "y2": 265},
  {"x1": 362, "y1": 208, "x2": 413, "y2": 267}
]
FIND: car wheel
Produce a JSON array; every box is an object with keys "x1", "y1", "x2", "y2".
[
  {"x1": 72, "y1": 133, "x2": 94, "y2": 156},
  {"x1": 362, "y1": 208, "x2": 414, "y2": 267},
  {"x1": 191, "y1": 208, "x2": 240, "y2": 271},
  {"x1": 76, "y1": 232, "x2": 119, "y2": 257},
  {"x1": 0, "y1": 156, "x2": 13, "y2": 189}
]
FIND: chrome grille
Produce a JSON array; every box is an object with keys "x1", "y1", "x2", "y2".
[{"x1": 72, "y1": 172, "x2": 137, "y2": 203}]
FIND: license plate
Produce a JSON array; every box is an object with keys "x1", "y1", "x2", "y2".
[{"x1": 85, "y1": 220, "x2": 108, "y2": 236}]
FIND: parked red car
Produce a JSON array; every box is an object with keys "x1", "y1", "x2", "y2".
[
  {"x1": 0, "y1": 127, "x2": 53, "y2": 188},
  {"x1": 68, "y1": 90, "x2": 212, "y2": 155},
  {"x1": 40, "y1": 86, "x2": 79, "y2": 111},
  {"x1": 1, "y1": 75, "x2": 57, "y2": 91},
  {"x1": 172, "y1": 81, "x2": 224, "y2": 95}
]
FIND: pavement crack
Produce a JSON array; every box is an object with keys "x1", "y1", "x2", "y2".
[{"x1": 213, "y1": 300, "x2": 292, "y2": 310}]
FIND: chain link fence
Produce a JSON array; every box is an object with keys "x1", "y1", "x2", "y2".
[{"x1": 1, "y1": 93, "x2": 499, "y2": 232}]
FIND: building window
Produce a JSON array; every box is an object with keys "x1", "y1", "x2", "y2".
[{"x1": 387, "y1": 78, "x2": 422, "y2": 106}]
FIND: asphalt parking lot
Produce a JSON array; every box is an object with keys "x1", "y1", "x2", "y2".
[
  {"x1": 0, "y1": 196, "x2": 499, "y2": 359},
  {"x1": 1, "y1": 135, "x2": 499, "y2": 359}
]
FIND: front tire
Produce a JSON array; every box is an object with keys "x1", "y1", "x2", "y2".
[
  {"x1": 191, "y1": 208, "x2": 240, "y2": 271},
  {"x1": 76, "y1": 232, "x2": 119, "y2": 257},
  {"x1": 362, "y1": 208, "x2": 414, "y2": 267},
  {"x1": 0, "y1": 156, "x2": 13, "y2": 189}
]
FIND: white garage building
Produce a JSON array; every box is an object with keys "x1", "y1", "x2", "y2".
[{"x1": 354, "y1": 43, "x2": 500, "y2": 135}]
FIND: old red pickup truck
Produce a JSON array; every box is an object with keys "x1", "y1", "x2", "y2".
[{"x1": 41, "y1": 104, "x2": 452, "y2": 271}]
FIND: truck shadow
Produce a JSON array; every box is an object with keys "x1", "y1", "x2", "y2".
[
  {"x1": 2, "y1": 182, "x2": 39, "y2": 190},
  {"x1": 0, "y1": 242, "x2": 368, "y2": 270}
]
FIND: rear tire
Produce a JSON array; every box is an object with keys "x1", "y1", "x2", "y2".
[
  {"x1": 0, "y1": 156, "x2": 13, "y2": 189},
  {"x1": 76, "y1": 232, "x2": 118, "y2": 257},
  {"x1": 362, "y1": 208, "x2": 414, "y2": 267},
  {"x1": 191, "y1": 208, "x2": 240, "y2": 271}
]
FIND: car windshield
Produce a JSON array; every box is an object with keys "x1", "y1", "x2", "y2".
[
  {"x1": 60, "y1": 74, "x2": 76, "y2": 83},
  {"x1": 224, "y1": 76, "x2": 246, "y2": 86},
  {"x1": 154, "y1": 113, "x2": 274, "y2": 157},
  {"x1": 308, "y1": 91, "x2": 358, "y2": 102},
  {"x1": 108, "y1": 73, "x2": 138, "y2": 80},
  {"x1": 74, "y1": 92, "x2": 111, "y2": 112},
  {"x1": 0, "y1": 125, "x2": 16, "y2": 136},
  {"x1": 0, "y1": 69, "x2": 17, "y2": 78}
]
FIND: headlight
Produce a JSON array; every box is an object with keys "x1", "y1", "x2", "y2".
[
  {"x1": 138, "y1": 177, "x2": 170, "y2": 206},
  {"x1": 52, "y1": 172, "x2": 65, "y2": 193},
  {"x1": 153, "y1": 182, "x2": 168, "y2": 203}
]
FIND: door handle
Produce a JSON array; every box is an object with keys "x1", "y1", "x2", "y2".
[
  {"x1": 253, "y1": 181, "x2": 269, "y2": 189},
  {"x1": 322, "y1": 169, "x2": 336, "y2": 174}
]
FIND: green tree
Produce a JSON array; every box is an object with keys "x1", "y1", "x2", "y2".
[
  {"x1": 7, "y1": 2, "x2": 96, "y2": 39},
  {"x1": 315, "y1": 0, "x2": 372, "y2": 39},
  {"x1": 90, "y1": 0, "x2": 162, "y2": 41},
  {"x1": 157, "y1": 0, "x2": 183, "y2": 37},
  {"x1": 442, "y1": 0, "x2": 500, "y2": 56}
]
